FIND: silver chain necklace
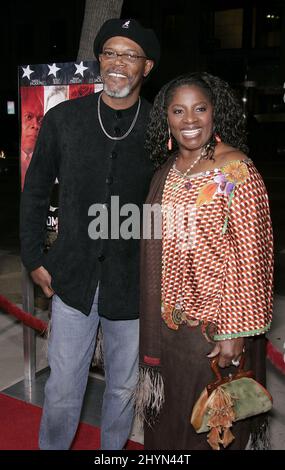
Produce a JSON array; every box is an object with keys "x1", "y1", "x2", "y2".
[{"x1": 97, "y1": 92, "x2": 141, "y2": 141}]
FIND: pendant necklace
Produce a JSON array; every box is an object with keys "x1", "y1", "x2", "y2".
[
  {"x1": 173, "y1": 149, "x2": 204, "y2": 190},
  {"x1": 97, "y1": 92, "x2": 141, "y2": 141}
]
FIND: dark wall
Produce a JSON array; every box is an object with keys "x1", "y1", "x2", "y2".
[{"x1": 1, "y1": 0, "x2": 284, "y2": 162}]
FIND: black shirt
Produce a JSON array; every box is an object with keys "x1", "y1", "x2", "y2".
[{"x1": 20, "y1": 92, "x2": 154, "y2": 318}]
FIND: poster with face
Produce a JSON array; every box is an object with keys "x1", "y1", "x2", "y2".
[
  {"x1": 20, "y1": 86, "x2": 44, "y2": 189},
  {"x1": 19, "y1": 61, "x2": 102, "y2": 240}
]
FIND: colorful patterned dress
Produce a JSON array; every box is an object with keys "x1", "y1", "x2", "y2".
[
  {"x1": 143, "y1": 157, "x2": 274, "y2": 450},
  {"x1": 161, "y1": 158, "x2": 273, "y2": 341}
]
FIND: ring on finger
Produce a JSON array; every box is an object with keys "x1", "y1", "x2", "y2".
[{"x1": 231, "y1": 359, "x2": 240, "y2": 367}]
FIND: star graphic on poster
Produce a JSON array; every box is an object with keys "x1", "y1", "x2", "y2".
[
  {"x1": 48, "y1": 63, "x2": 61, "y2": 78},
  {"x1": 74, "y1": 61, "x2": 88, "y2": 77},
  {"x1": 22, "y1": 65, "x2": 35, "y2": 80}
]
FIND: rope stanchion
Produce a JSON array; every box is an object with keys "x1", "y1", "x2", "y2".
[
  {"x1": 0, "y1": 294, "x2": 284, "y2": 374},
  {"x1": 266, "y1": 339, "x2": 285, "y2": 375},
  {"x1": 0, "y1": 294, "x2": 48, "y2": 335}
]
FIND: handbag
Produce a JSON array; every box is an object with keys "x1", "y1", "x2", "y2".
[{"x1": 190, "y1": 353, "x2": 273, "y2": 450}]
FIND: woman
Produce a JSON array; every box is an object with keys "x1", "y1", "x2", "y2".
[{"x1": 137, "y1": 72, "x2": 273, "y2": 450}]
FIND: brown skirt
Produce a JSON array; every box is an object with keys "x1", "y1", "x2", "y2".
[{"x1": 144, "y1": 322, "x2": 267, "y2": 450}]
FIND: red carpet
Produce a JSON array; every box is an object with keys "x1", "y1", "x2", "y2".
[{"x1": 0, "y1": 394, "x2": 143, "y2": 450}]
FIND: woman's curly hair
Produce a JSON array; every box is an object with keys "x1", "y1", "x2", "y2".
[{"x1": 145, "y1": 72, "x2": 248, "y2": 168}]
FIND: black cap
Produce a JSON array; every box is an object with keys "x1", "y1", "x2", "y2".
[{"x1": 93, "y1": 18, "x2": 160, "y2": 69}]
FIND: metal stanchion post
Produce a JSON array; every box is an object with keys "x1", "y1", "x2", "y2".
[{"x1": 21, "y1": 264, "x2": 36, "y2": 402}]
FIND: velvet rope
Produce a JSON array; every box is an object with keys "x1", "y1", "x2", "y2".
[
  {"x1": 266, "y1": 339, "x2": 285, "y2": 375},
  {"x1": 0, "y1": 294, "x2": 284, "y2": 375},
  {"x1": 0, "y1": 294, "x2": 48, "y2": 335}
]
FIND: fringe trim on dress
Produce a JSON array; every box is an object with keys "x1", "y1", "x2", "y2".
[
  {"x1": 43, "y1": 317, "x2": 52, "y2": 357},
  {"x1": 247, "y1": 416, "x2": 271, "y2": 450},
  {"x1": 91, "y1": 323, "x2": 105, "y2": 370},
  {"x1": 134, "y1": 366, "x2": 165, "y2": 428}
]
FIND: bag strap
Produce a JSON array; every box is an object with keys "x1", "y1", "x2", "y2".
[{"x1": 207, "y1": 352, "x2": 254, "y2": 395}]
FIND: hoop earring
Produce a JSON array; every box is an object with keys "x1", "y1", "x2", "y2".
[{"x1": 167, "y1": 128, "x2": 173, "y2": 151}]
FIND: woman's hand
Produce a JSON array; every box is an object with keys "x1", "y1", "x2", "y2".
[{"x1": 207, "y1": 337, "x2": 245, "y2": 368}]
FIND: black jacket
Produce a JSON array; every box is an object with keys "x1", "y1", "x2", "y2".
[{"x1": 20, "y1": 92, "x2": 154, "y2": 319}]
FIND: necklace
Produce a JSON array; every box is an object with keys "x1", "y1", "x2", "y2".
[
  {"x1": 173, "y1": 152, "x2": 202, "y2": 177},
  {"x1": 173, "y1": 151, "x2": 203, "y2": 190},
  {"x1": 172, "y1": 147, "x2": 207, "y2": 190},
  {"x1": 97, "y1": 92, "x2": 141, "y2": 141}
]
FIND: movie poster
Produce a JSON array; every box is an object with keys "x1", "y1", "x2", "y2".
[{"x1": 19, "y1": 61, "x2": 102, "y2": 239}]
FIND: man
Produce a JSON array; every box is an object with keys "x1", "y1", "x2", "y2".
[
  {"x1": 20, "y1": 18, "x2": 160, "y2": 450},
  {"x1": 20, "y1": 87, "x2": 44, "y2": 189}
]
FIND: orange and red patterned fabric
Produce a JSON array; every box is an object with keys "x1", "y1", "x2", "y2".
[{"x1": 161, "y1": 159, "x2": 273, "y2": 340}]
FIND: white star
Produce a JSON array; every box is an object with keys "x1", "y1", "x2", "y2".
[
  {"x1": 48, "y1": 63, "x2": 61, "y2": 78},
  {"x1": 22, "y1": 65, "x2": 35, "y2": 80},
  {"x1": 74, "y1": 61, "x2": 88, "y2": 77}
]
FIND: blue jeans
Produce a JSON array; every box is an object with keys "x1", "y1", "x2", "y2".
[{"x1": 39, "y1": 288, "x2": 139, "y2": 450}]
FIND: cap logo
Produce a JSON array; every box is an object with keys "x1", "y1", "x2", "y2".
[{"x1": 122, "y1": 20, "x2": 130, "y2": 29}]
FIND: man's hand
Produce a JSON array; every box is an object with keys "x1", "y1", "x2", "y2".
[
  {"x1": 207, "y1": 337, "x2": 245, "y2": 368},
  {"x1": 30, "y1": 266, "x2": 54, "y2": 298}
]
